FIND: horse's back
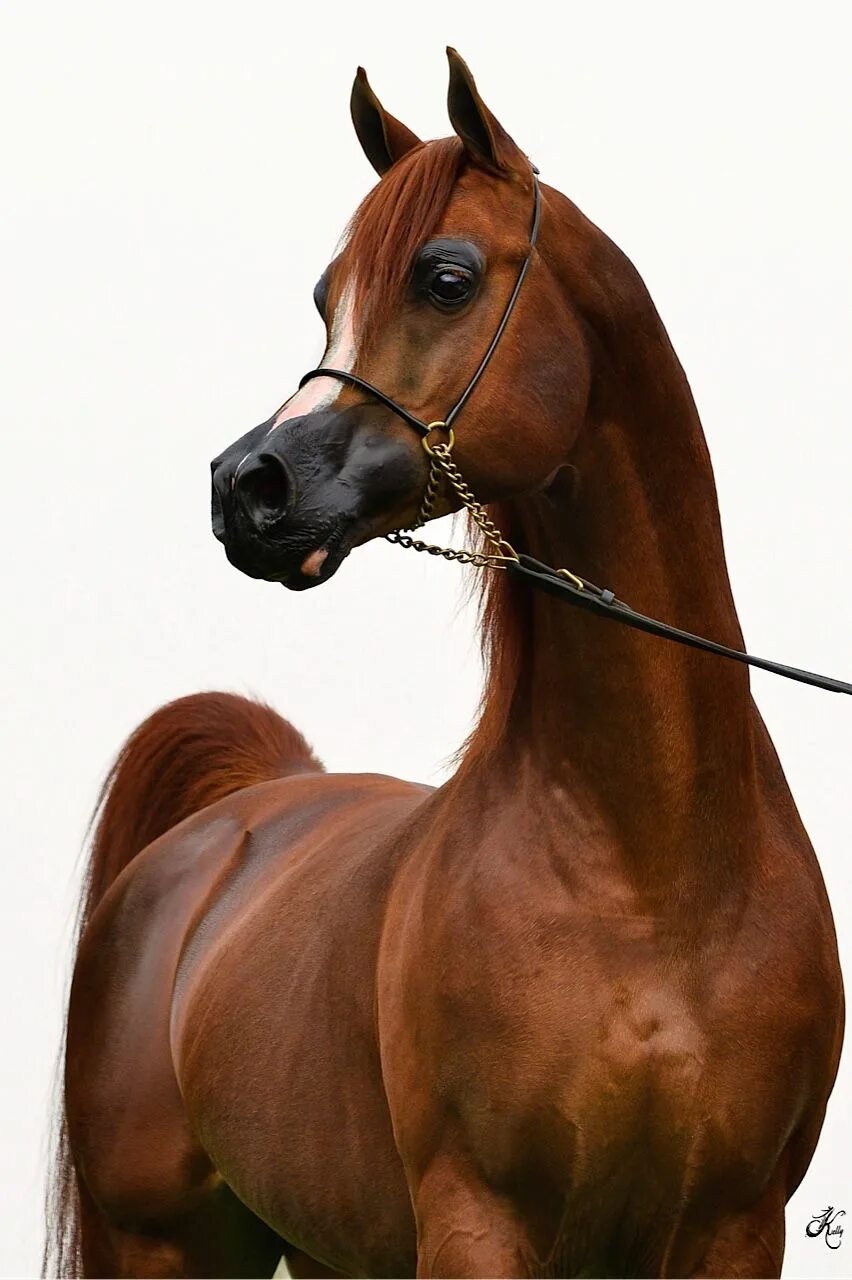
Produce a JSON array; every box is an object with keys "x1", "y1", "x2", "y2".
[{"x1": 69, "y1": 768, "x2": 428, "y2": 1274}]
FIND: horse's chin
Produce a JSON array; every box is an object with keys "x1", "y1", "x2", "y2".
[
  {"x1": 221, "y1": 517, "x2": 356, "y2": 590},
  {"x1": 277, "y1": 513, "x2": 409, "y2": 589}
]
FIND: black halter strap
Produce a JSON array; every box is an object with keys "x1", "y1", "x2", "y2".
[
  {"x1": 298, "y1": 174, "x2": 542, "y2": 434},
  {"x1": 297, "y1": 172, "x2": 852, "y2": 699}
]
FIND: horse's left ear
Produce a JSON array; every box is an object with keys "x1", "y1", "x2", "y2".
[
  {"x1": 446, "y1": 48, "x2": 528, "y2": 174},
  {"x1": 350, "y1": 67, "x2": 422, "y2": 176}
]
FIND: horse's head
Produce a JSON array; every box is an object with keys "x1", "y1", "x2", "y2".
[{"x1": 211, "y1": 50, "x2": 592, "y2": 588}]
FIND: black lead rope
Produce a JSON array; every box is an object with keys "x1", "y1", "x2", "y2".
[
  {"x1": 298, "y1": 171, "x2": 851, "y2": 699},
  {"x1": 510, "y1": 555, "x2": 852, "y2": 696}
]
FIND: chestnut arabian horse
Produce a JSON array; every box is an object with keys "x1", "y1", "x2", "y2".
[{"x1": 48, "y1": 51, "x2": 843, "y2": 1279}]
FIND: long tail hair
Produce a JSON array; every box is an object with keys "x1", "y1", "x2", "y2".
[{"x1": 43, "y1": 691, "x2": 322, "y2": 1277}]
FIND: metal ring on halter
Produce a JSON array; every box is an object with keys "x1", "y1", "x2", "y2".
[{"x1": 422, "y1": 423, "x2": 455, "y2": 455}]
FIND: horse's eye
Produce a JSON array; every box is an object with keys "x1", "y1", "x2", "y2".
[{"x1": 429, "y1": 267, "x2": 473, "y2": 308}]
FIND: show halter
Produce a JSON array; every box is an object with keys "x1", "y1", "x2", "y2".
[{"x1": 299, "y1": 174, "x2": 852, "y2": 697}]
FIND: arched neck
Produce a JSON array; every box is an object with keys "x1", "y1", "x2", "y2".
[{"x1": 463, "y1": 271, "x2": 759, "y2": 866}]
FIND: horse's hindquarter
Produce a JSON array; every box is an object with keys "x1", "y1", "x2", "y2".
[
  {"x1": 376, "y1": 782, "x2": 843, "y2": 1276},
  {"x1": 168, "y1": 770, "x2": 429, "y2": 1273},
  {"x1": 75, "y1": 769, "x2": 428, "y2": 1276}
]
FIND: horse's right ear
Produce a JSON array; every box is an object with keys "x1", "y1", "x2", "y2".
[
  {"x1": 350, "y1": 67, "x2": 422, "y2": 177},
  {"x1": 446, "y1": 48, "x2": 527, "y2": 175}
]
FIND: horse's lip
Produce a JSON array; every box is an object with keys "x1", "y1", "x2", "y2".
[
  {"x1": 219, "y1": 510, "x2": 355, "y2": 588},
  {"x1": 278, "y1": 523, "x2": 355, "y2": 591}
]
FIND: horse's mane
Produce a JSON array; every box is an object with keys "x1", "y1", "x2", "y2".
[
  {"x1": 349, "y1": 138, "x2": 526, "y2": 770},
  {"x1": 458, "y1": 503, "x2": 529, "y2": 770}
]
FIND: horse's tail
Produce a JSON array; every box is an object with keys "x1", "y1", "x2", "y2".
[
  {"x1": 68, "y1": 691, "x2": 322, "y2": 934},
  {"x1": 44, "y1": 691, "x2": 322, "y2": 1277}
]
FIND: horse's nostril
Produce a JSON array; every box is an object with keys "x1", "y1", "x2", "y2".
[{"x1": 234, "y1": 452, "x2": 291, "y2": 527}]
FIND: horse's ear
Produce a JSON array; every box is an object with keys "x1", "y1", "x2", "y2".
[
  {"x1": 350, "y1": 67, "x2": 422, "y2": 176},
  {"x1": 446, "y1": 48, "x2": 527, "y2": 174}
]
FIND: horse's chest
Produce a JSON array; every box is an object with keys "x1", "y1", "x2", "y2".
[
  {"x1": 442, "y1": 943, "x2": 793, "y2": 1209},
  {"x1": 553, "y1": 984, "x2": 712, "y2": 1181}
]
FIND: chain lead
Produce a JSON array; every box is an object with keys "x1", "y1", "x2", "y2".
[{"x1": 385, "y1": 432, "x2": 519, "y2": 571}]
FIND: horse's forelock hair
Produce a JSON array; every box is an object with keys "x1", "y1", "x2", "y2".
[{"x1": 345, "y1": 137, "x2": 465, "y2": 337}]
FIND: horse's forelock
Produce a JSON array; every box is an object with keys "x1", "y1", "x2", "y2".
[{"x1": 344, "y1": 136, "x2": 465, "y2": 336}]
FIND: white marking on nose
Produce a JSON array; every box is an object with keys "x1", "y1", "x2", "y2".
[{"x1": 270, "y1": 278, "x2": 358, "y2": 431}]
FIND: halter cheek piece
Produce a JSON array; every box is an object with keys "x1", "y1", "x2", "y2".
[{"x1": 300, "y1": 173, "x2": 852, "y2": 698}]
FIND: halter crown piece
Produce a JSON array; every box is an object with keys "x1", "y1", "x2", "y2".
[{"x1": 299, "y1": 174, "x2": 852, "y2": 698}]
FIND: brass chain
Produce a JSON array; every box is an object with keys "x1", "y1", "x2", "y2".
[
  {"x1": 385, "y1": 425, "x2": 519, "y2": 570},
  {"x1": 417, "y1": 450, "x2": 443, "y2": 527}
]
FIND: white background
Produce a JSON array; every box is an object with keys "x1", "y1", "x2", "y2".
[{"x1": 2, "y1": 3, "x2": 850, "y2": 1276}]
